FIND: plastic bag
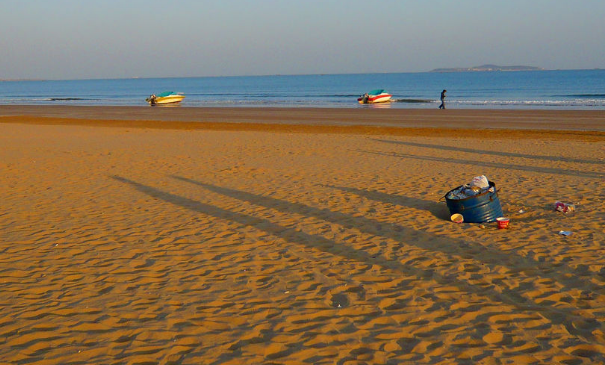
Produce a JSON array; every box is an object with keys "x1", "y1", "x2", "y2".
[{"x1": 470, "y1": 175, "x2": 489, "y2": 189}]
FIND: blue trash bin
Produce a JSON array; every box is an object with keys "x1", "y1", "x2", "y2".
[{"x1": 444, "y1": 181, "x2": 503, "y2": 223}]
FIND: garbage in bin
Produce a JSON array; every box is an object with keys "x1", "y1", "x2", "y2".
[{"x1": 444, "y1": 176, "x2": 503, "y2": 223}]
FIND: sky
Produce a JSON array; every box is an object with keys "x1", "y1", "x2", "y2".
[{"x1": 1, "y1": 0, "x2": 604, "y2": 80}]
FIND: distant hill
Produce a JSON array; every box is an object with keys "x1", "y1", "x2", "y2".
[{"x1": 430, "y1": 64, "x2": 544, "y2": 72}]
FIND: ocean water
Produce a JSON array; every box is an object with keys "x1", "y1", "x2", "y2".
[{"x1": 1, "y1": 70, "x2": 604, "y2": 109}]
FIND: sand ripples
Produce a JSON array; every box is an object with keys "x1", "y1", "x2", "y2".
[{"x1": 1, "y1": 124, "x2": 604, "y2": 364}]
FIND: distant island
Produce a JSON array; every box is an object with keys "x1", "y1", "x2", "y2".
[{"x1": 430, "y1": 64, "x2": 544, "y2": 72}]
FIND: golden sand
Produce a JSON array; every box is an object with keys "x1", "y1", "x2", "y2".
[{"x1": 1, "y1": 107, "x2": 604, "y2": 364}]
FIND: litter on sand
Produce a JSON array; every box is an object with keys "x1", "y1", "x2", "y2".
[
  {"x1": 496, "y1": 217, "x2": 510, "y2": 229},
  {"x1": 554, "y1": 201, "x2": 575, "y2": 213},
  {"x1": 558, "y1": 230, "x2": 573, "y2": 236},
  {"x1": 450, "y1": 213, "x2": 464, "y2": 223}
]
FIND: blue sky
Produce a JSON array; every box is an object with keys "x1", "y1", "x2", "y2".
[{"x1": 1, "y1": 0, "x2": 604, "y2": 79}]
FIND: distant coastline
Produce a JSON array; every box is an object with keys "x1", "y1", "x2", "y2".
[
  {"x1": 0, "y1": 79, "x2": 46, "y2": 82},
  {"x1": 430, "y1": 64, "x2": 545, "y2": 73}
]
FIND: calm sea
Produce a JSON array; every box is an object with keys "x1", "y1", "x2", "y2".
[{"x1": 1, "y1": 70, "x2": 604, "y2": 109}]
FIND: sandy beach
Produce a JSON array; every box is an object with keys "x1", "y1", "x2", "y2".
[{"x1": 1, "y1": 106, "x2": 604, "y2": 364}]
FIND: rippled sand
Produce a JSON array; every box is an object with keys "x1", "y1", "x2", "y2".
[{"x1": 1, "y1": 108, "x2": 604, "y2": 364}]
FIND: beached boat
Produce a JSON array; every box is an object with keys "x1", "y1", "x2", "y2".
[
  {"x1": 146, "y1": 91, "x2": 185, "y2": 106},
  {"x1": 358, "y1": 89, "x2": 392, "y2": 104}
]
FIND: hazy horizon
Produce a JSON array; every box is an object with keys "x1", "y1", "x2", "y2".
[
  {"x1": 2, "y1": 0, "x2": 604, "y2": 80},
  {"x1": 2, "y1": 66, "x2": 605, "y2": 82}
]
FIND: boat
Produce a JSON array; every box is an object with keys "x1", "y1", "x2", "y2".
[
  {"x1": 358, "y1": 89, "x2": 392, "y2": 104},
  {"x1": 146, "y1": 91, "x2": 185, "y2": 106}
]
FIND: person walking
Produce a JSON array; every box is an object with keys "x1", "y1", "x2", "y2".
[{"x1": 439, "y1": 89, "x2": 447, "y2": 109}]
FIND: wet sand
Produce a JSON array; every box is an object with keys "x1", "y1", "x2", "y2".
[
  {"x1": 2, "y1": 105, "x2": 605, "y2": 133},
  {"x1": 1, "y1": 106, "x2": 604, "y2": 364}
]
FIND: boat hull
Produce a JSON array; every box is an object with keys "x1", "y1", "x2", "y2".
[
  {"x1": 358, "y1": 93, "x2": 392, "y2": 104},
  {"x1": 147, "y1": 95, "x2": 185, "y2": 105}
]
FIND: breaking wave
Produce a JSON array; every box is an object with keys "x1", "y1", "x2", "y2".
[
  {"x1": 47, "y1": 97, "x2": 96, "y2": 101},
  {"x1": 391, "y1": 98, "x2": 435, "y2": 104},
  {"x1": 554, "y1": 94, "x2": 605, "y2": 98},
  {"x1": 453, "y1": 99, "x2": 605, "y2": 107}
]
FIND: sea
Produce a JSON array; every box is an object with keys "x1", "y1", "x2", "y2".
[{"x1": 1, "y1": 69, "x2": 604, "y2": 110}]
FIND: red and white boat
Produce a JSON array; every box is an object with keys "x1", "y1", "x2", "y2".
[{"x1": 358, "y1": 89, "x2": 392, "y2": 104}]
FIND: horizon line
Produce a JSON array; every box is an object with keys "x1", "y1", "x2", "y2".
[{"x1": 1, "y1": 67, "x2": 604, "y2": 82}]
